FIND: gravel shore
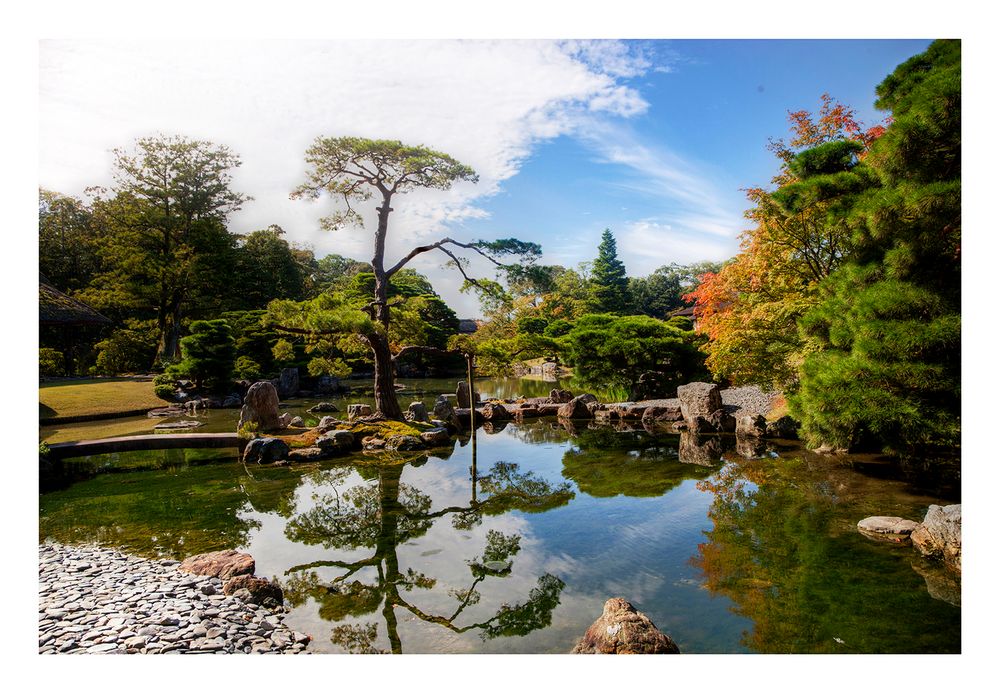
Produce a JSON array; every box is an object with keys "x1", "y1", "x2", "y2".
[
  {"x1": 38, "y1": 543, "x2": 311, "y2": 654},
  {"x1": 629, "y1": 385, "x2": 779, "y2": 417}
]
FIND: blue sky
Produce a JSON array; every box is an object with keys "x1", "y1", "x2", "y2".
[
  {"x1": 38, "y1": 38, "x2": 932, "y2": 316},
  {"x1": 461, "y1": 39, "x2": 933, "y2": 276}
]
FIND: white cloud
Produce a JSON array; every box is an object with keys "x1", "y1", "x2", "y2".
[
  {"x1": 617, "y1": 219, "x2": 740, "y2": 275},
  {"x1": 39, "y1": 39, "x2": 658, "y2": 315}
]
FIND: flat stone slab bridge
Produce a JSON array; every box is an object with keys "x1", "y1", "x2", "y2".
[{"x1": 46, "y1": 433, "x2": 242, "y2": 459}]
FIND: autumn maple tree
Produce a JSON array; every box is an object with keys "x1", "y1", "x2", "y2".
[{"x1": 686, "y1": 95, "x2": 888, "y2": 388}]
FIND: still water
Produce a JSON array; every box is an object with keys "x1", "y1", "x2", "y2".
[{"x1": 38, "y1": 379, "x2": 961, "y2": 654}]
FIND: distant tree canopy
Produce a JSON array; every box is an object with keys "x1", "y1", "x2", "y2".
[
  {"x1": 82, "y1": 135, "x2": 250, "y2": 364},
  {"x1": 233, "y1": 225, "x2": 315, "y2": 309}
]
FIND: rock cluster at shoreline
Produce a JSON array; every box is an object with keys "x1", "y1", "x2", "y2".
[{"x1": 39, "y1": 543, "x2": 311, "y2": 654}]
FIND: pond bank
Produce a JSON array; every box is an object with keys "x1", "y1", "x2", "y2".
[{"x1": 38, "y1": 543, "x2": 311, "y2": 654}]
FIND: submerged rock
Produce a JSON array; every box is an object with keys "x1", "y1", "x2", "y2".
[
  {"x1": 572, "y1": 598, "x2": 679, "y2": 654},
  {"x1": 153, "y1": 420, "x2": 204, "y2": 430}
]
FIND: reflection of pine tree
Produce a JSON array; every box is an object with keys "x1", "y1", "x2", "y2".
[{"x1": 282, "y1": 461, "x2": 573, "y2": 653}]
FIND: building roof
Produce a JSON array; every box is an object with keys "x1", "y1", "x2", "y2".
[{"x1": 39, "y1": 274, "x2": 112, "y2": 326}]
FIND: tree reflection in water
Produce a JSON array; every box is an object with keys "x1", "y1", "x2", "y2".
[
  {"x1": 692, "y1": 455, "x2": 961, "y2": 653},
  {"x1": 281, "y1": 450, "x2": 573, "y2": 653}
]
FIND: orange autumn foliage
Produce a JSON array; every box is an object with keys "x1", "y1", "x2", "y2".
[{"x1": 685, "y1": 96, "x2": 887, "y2": 388}]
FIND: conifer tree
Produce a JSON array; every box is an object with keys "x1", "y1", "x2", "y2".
[
  {"x1": 786, "y1": 40, "x2": 961, "y2": 452},
  {"x1": 590, "y1": 228, "x2": 629, "y2": 313}
]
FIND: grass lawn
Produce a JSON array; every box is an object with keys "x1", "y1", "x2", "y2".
[{"x1": 39, "y1": 378, "x2": 165, "y2": 420}]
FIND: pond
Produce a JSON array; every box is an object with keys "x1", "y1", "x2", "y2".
[{"x1": 38, "y1": 378, "x2": 961, "y2": 654}]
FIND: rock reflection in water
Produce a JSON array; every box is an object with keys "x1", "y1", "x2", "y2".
[{"x1": 678, "y1": 432, "x2": 723, "y2": 466}]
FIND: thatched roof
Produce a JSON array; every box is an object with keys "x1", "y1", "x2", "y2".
[{"x1": 39, "y1": 274, "x2": 111, "y2": 326}]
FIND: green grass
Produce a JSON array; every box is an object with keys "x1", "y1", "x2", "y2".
[{"x1": 39, "y1": 378, "x2": 165, "y2": 420}]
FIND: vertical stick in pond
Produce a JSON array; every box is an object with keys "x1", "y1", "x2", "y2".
[{"x1": 466, "y1": 352, "x2": 477, "y2": 503}]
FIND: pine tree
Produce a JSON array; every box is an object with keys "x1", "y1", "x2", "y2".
[
  {"x1": 787, "y1": 40, "x2": 961, "y2": 452},
  {"x1": 590, "y1": 229, "x2": 629, "y2": 313}
]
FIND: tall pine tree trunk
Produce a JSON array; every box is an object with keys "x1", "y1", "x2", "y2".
[{"x1": 368, "y1": 197, "x2": 403, "y2": 419}]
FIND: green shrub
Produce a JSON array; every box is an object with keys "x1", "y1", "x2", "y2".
[
  {"x1": 234, "y1": 356, "x2": 263, "y2": 380},
  {"x1": 153, "y1": 384, "x2": 176, "y2": 401},
  {"x1": 152, "y1": 372, "x2": 175, "y2": 387},
  {"x1": 93, "y1": 320, "x2": 158, "y2": 375},
  {"x1": 562, "y1": 314, "x2": 708, "y2": 393},
  {"x1": 39, "y1": 348, "x2": 65, "y2": 377}
]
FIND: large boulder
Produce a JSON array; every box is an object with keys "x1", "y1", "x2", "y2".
[
  {"x1": 857, "y1": 516, "x2": 920, "y2": 542},
  {"x1": 243, "y1": 437, "x2": 291, "y2": 465},
  {"x1": 572, "y1": 598, "x2": 679, "y2": 654},
  {"x1": 237, "y1": 381, "x2": 282, "y2": 432},
  {"x1": 910, "y1": 504, "x2": 961, "y2": 572},
  {"x1": 406, "y1": 401, "x2": 429, "y2": 423},
  {"x1": 558, "y1": 393, "x2": 598, "y2": 419},
  {"x1": 385, "y1": 435, "x2": 425, "y2": 451},
  {"x1": 347, "y1": 403, "x2": 373, "y2": 420},
  {"x1": 641, "y1": 405, "x2": 683, "y2": 424},
  {"x1": 419, "y1": 427, "x2": 451, "y2": 447},
  {"x1": 549, "y1": 389, "x2": 574, "y2": 404},
  {"x1": 277, "y1": 367, "x2": 299, "y2": 399},
  {"x1": 286, "y1": 446, "x2": 328, "y2": 462},
  {"x1": 179, "y1": 550, "x2": 255, "y2": 580},
  {"x1": 765, "y1": 415, "x2": 800, "y2": 439},
  {"x1": 222, "y1": 575, "x2": 284, "y2": 607},
  {"x1": 480, "y1": 402, "x2": 511, "y2": 421},
  {"x1": 316, "y1": 430, "x2": 355, "y2": 453},
  {"x1": 456, "y1": 382, "x2": 480, "y2": 408},
  {"x1": 736, "y1": 414, "x2": 768, "y2": 438},
  {"x1": 676, "y1": 382, "x2": 722, "y2": 419}
]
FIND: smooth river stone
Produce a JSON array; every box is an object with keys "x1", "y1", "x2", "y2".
[{"x1": 857, "y1": 516, "x2": 919, "y2": 541}]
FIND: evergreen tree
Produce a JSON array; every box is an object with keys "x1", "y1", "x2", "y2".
[
  {"x1": 590, "y1": 228, "x2": 629, "y2": 313},
  {"x1": 173, "y1": 319, "x2": 237, "y2": 391},
  {"x1": 786, "y1": 40, "x2": 961, "y2": 452}
]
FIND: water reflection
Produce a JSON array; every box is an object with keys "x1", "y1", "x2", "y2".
[
  {"x1": 692, "y1": 455, "x2": 961, "y2": 653},
  {"x1": 38, "y1": 413, "x2": 961, "y2": 654},
  {"x1": 562, "y1": 428, "x2": 718, "y2": 498},
  {"x1": 281, "y1": 459, "x2": 572, "y2": 653}
]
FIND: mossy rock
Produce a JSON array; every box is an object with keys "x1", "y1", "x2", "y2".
[{"x1": 271, "y1": 418, "x2": 432, "y2": 451}]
